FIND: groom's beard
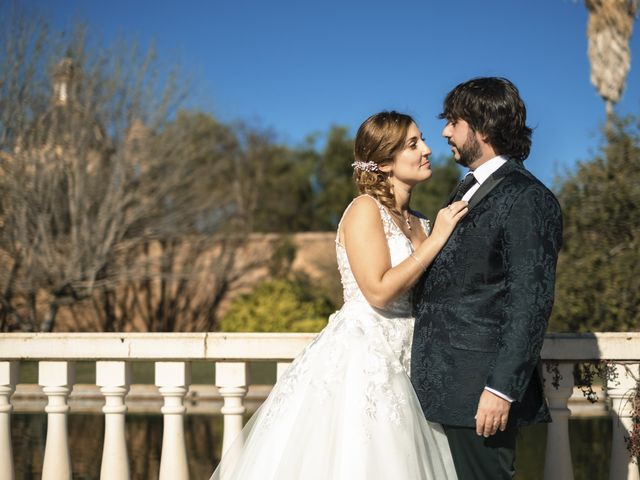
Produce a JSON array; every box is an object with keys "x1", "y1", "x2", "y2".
[{"x1": 452, "y1": 130, "x2": 482, "y2": 168}]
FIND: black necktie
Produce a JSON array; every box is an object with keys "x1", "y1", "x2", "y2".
[{"x1": 453, "y1": 173, "x2": 478, "y2": 202}]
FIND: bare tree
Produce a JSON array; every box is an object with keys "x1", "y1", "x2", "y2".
[
  {"x1": 0, "y1": 6, "x2": 269, "y2": 332},
  {"x1": 88, "y1": 114, "x2": 275, "y2": 333}
]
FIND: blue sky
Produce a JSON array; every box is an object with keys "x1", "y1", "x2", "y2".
[{"x1": 23, "y1": 0, "x2": 640, "y2": 186}]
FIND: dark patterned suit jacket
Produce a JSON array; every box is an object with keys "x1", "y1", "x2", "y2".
[{"x1": 411, "y1": 159, "x2": 562, "y2": 428}]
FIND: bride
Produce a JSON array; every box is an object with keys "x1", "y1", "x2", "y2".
[{"x1": 209, "y1": 111, "x2": 467, "y2": 479}]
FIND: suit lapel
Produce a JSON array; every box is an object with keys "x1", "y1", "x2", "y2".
[
  {"x1": 467, "y1": 160, "x2": 521, "y2": 210},
  {"x1": 443, "y1": 187, "x2": 458, "y2": 208},
  {"x1": 443, "y1": 173, "x2": 477, "y2": 207},
  {"x1": 443, "y1": 177, "x2": 464, "y2": 207},
  {"x1": 467, "y1": 175, "x2": 505, "y2": 209}
]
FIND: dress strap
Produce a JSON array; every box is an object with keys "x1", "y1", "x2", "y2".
[
  {"x1": 335, "y1": 194, "x2": 385, "y2": 245},
  {"x1": 416, "y1": 215, "x2": 432, "y2": 236}
]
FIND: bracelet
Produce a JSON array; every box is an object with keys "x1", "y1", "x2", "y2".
[{"x1": 410, "y1": 253, "x2": 427, "y2": 271}]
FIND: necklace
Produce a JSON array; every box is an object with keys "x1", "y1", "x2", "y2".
[
  {"x1": 400, "y1": 211, "x2": 411, "y2": 231},
  {"x1": 388, "y1": 207, "x2": 412, "y2": 232},
  {"x1": 401, "y1": 210, "x2": 412, "y2": 231}
]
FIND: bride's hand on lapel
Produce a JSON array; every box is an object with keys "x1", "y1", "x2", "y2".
[{"x1": 429, "y1": 200, "x2": 468, "y2": 246}]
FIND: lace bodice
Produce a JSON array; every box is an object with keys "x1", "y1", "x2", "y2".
[{"x1": 335, "y1": 195, "x2": 431, "y2": 315}]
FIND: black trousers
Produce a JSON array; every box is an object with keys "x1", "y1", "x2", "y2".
[{"x1": 443, "y1": 425, "x2": 517, "y2": 480}]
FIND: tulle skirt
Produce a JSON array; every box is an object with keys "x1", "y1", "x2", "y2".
[{"x1": 209, "y1": 302, "x2": 457, "y2": 479}]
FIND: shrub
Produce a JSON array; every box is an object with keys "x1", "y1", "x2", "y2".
[{"x1": 219, "y1": 277, "x2": 335, "y2": 332}]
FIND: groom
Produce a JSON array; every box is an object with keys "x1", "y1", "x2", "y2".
[{"x1": 411, "y1": 77, "x2": 563, "y2": 479}]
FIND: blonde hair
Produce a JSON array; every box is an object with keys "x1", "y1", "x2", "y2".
[{"x1": 353, "y1": 111, "x2": 414, "y2": 215}]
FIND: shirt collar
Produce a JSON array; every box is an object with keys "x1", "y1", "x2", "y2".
[{"x1": 469, "y1": 155, "x2": 507, "y2": 185}]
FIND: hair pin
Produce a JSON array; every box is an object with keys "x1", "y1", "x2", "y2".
[{"x1": 351, "y1": 160, "x2": 379, "y2": 172}]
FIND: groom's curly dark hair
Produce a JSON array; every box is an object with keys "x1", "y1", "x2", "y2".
[{"x1": 439, "y1": 77, "x2": 532, "y2": 162}]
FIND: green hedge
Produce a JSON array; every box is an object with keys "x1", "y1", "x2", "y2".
[{"x1": 219, "y1": 277, "x2": 336, "y2": 332}]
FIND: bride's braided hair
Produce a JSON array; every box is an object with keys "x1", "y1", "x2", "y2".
[{"x1": 353, "y1": 111, "x2": 414, "y2": 216}]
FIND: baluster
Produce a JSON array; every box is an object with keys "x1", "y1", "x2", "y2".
[
  {"x1": 156, "y1": 361, "x2": 191, "y2": 480},
  {"x1": 276, "y1": 361, "x2": 291, "y2": 381},
  {"x1": 543, "y1": 361, "x2": 575, "y2": 480},
  {"x1": 39, "y1": 361, "x2": 75, "y2": 480},
  {"x1": 608, "y1": 363, "x2": 640, "y2": 480},
  {"x1": 0, "y1": 361, "x2": 18, "y2": 480},
  {"x1": 215, "y1": 362, "x2": 248, "y2": 455},
  {"x1": 97, "y1": 361, "x2": 131, "y2": 479}
]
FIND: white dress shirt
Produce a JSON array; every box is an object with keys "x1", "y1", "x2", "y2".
[
  {"x1": 461, "y1": 155, "x2": 507, "y2": 202},
  {"x1": 462, "y1": 155, "x2": 514, "y2": 403}
]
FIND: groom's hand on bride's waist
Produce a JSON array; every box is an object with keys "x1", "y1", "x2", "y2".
[{"x1": 474, "y1": 390, "x2": 511, "y2": 437}]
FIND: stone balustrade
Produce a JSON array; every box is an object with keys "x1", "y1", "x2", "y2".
[{"x1": 0, "y1": 332, "x2": 638, "y2": 479}]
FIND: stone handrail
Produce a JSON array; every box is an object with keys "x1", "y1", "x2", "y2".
[{"x1": 0, "y1": 332, "x2": 638, "y2": 480}]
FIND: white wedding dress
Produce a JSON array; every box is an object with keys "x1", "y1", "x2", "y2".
[{"x1": 209, "y1": 195, "x2": 457, "y2": 479}]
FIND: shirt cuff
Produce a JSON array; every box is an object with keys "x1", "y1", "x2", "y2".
[{"x1": 484, "y1": 386, "x2": 514, "y2": 403}]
